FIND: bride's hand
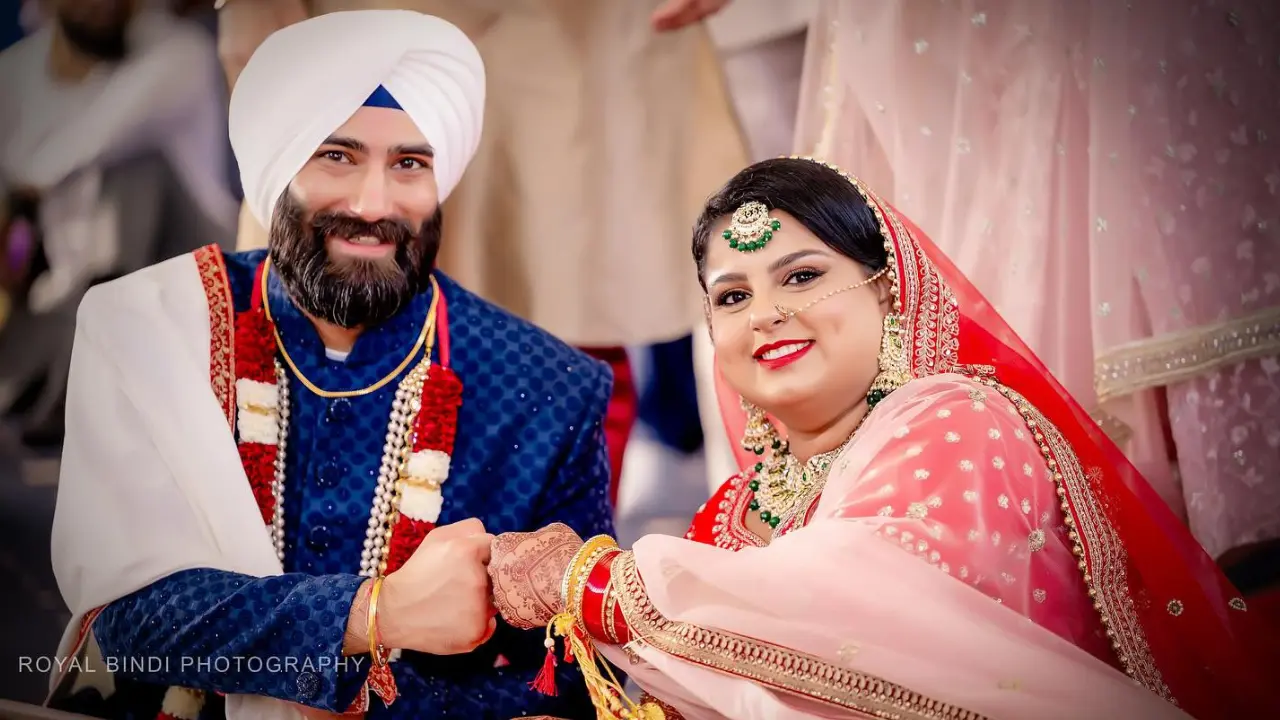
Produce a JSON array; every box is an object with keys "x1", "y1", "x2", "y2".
[{"x1": 488, "y1": 523, "x2": 583, "y2": 630}]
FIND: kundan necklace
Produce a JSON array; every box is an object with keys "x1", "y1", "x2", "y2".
[{"x1": 744, "y1": 414, "x2": 868, "y2": 530}]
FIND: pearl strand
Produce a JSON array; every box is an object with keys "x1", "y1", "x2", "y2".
[
  {"x1": 377, "y1": 366, "x2": 427, "y2": 575},
  {"x1": 270, "y1": 361, "x2": 290, "y2": 561},
  {"x1": 362, "y1": 363, "x2": 428, "y2": 577},
  {"x1": 268, "y1": 359, "x2": 430, "y2": 576}
]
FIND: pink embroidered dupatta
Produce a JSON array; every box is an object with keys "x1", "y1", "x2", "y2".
[{"x1": 595, "y1": 164, "x2": 1277, "y2": 719}]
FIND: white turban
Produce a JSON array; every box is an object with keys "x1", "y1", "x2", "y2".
[{"x1": 228, "y1": 10, "x2": 485, "y2": 230}]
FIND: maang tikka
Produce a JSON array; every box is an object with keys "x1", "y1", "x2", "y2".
[{"x1": 722, "y1": 201, "x2": 781, "y2": 253}]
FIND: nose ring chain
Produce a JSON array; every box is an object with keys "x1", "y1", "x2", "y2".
[{"x1": 773, "y1": 266, "x2": 890, "y2": 321}]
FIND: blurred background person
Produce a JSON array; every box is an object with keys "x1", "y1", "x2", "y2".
[
  {"x1": 0, "y1": 0, "x2": 234, "y2": 706},
  {"x1": 0, "y1": 0, "x2": 236, "y2": 446},
  {"x1": 793, "y1": 0, "x2": 1280, "y2": 598}
]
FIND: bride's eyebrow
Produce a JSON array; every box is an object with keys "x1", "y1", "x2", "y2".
[
  {"x1": 707, "y1": 249, "x2": 831, "y2": 287},
  {"x1": 707, "y1": 270, "x2": 746, "y2": 288},
  {"x1": 771, "y1": 250, "x2": 828, "y2": 270}
]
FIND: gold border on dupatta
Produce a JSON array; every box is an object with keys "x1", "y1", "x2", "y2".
[
  {"x1": 611, "y1": 553, "x2": 988, "y2": 720},
  {"x1": 194, "y1": 244, "x2": 237, "y2": 431},
  {"x1": 1094, "y1": 306, "x2": 1280, "y2": 402},
  {"x1": 792, "y1": 159, "x2": 962, "y2": 379},
  {"x1": 964, "y1": 372, "x2": 1171, "y2": 701}
]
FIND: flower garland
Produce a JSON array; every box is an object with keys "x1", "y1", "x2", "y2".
[{"x1": 154, "y1": 265, "x2": 462, "y2": 719}]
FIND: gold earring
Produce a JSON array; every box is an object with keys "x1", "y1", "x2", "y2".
[
  {"x1": 867, "y1": 313, "x2": 911, "y2": 408},
  {"x1": 740, "y1": 399, "x2": 782, "y2": 457}
]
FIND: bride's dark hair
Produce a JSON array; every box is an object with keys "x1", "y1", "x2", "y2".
[{"x1": 691, "y1": 158, "x2": 887, "y2": 290}]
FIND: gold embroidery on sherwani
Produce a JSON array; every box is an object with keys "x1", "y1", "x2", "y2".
[
  {"x1": 195, "y1": 244, "x2": 236, "y2": 430},
  {"x1": 611, "y1": 552, "x2": 988, "y2": 720}
]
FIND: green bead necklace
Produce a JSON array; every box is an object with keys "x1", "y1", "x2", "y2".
[{"x1": 746, "y1": 446, "x2": 840, "y2": 529}]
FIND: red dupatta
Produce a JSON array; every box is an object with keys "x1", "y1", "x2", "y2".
[{"x1": 713, "y1": 159, "x2": 1279, "y2": 718}]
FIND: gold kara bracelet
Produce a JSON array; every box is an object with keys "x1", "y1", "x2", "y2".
[{"x1": 366, "y1": 577, "x2": 391, "y2": 667}]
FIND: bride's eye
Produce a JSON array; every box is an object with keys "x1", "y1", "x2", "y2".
[
  {"x1": 715, "y1": 289, "x2": 749, "y2": 307},
  {"x1": 784, "y1": 268, "x2": 823, "y2": 286}
]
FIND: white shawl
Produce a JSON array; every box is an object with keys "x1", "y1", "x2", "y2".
[{"x1": 48, "y1": 253, "x2": 298, "y2": 719}]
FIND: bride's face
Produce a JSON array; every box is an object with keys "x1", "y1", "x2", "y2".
[{"x1": 704, "y1": 210, "x2": 890, "y2": 432}]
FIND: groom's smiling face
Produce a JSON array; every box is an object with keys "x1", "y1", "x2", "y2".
[{"x1": 269, "y1": 107, "x2": 443, "y2": 329}]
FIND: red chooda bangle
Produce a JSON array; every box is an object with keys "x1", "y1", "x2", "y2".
[{"x1": 578, "y1": 550, "x2": 631, "y2": 645}]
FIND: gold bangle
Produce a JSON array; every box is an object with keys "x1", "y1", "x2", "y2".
[
  {"x1": 366, "y1": 577, "x2": 389, "y2": 666},
  {"x1": 569, "y1": 546, "x2": 615, "y2": 629},
  {"x1": 559, "y1": 543, "x2": 591, "y2": 606},
  {"x1": 560, "y1": 535, "x2": 615, "y2": 606},
  {"x1": 561, "y1": 535, "x2": 617, "y2": 612},
  {"x1": 602, "y1": 571, "x2": 620, "y2": 644}
]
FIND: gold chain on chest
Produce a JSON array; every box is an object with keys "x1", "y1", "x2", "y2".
[{"x1": 262, "y1": 257, "x2": 438, "y2": 399}]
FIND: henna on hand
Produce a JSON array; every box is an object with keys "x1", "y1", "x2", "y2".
[{"x1": 489, "y1": 523, "x2": 583, "y2": 630}]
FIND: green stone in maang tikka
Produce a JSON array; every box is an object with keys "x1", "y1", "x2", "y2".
[{"x1": 723, "y1": 201, "x2": 783, "y2": 253}]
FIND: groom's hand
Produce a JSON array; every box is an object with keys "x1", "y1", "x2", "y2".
[{"x1": 377, "y1": 519, "x2": 498, "y2": 655}]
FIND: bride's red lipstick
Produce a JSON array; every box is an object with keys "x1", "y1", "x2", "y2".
[{"x1": 753, "y1": 339, "x2": 814, "y2": 370}]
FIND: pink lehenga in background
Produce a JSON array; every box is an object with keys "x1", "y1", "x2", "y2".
[{"x1": 792, "y1": 0, "x2": 1280, "y2": 564}]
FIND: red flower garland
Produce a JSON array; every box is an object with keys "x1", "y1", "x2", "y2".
[
  {"x1": 234, "y1": 305, "x2": 278, "y2": 525},
  {"x1": 231, "y1": 283, "x2": 462, "y2": 569},
  {"x1": 382, "y1": 364, "x2": 463, "y2": 574}
]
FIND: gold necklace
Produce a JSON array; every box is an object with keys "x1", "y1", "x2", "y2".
[
  {"x1": 261, "y1": 258, "x2": 439, "y2": 399},
  {"x1": 747, "y1": 412, "x2": 870, "y2": 530}
]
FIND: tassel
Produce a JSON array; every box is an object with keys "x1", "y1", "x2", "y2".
[
  {"x1": 529, "y1": 636, "x2": 559, "y2": 696},
  {"x1": 540, "y1": 611, "x2": 662, "y2": 718}
]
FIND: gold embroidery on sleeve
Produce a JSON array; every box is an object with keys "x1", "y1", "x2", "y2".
[{"x1": 611, "y1": 553, "x2": 988, "y2": 719}]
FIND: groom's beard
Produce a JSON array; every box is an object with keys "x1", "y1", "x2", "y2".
[{"x1": 268, "y1": 192, "x2": 442, "y2": 329}]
